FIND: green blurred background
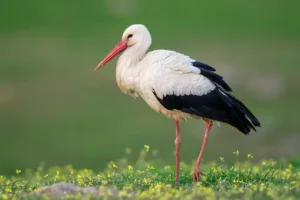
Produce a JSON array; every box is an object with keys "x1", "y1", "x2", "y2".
[{"x1": 1, "y1": 0, "x2": 299, "y2": 175}]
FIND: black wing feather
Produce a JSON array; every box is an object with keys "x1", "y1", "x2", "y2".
[
  {"x1": 153, "y1": 88, "x2": 260, "y2": 135},
  {"x1": 200, "y1": 69, "x2": 232, "y2": 92},
  {"x1": 191, "y1": 61, "x2": 216, "y2": 71},
  {"x1": 191, "y1": 61, "x2": 232, "y2": 92}
]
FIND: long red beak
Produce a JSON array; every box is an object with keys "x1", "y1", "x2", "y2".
[{"x1": 94, "y1": 40, "x2": 128, "y2": 71}]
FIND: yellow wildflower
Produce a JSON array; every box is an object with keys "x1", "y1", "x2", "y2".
[
  {"x1": 128, "y1": 165, "x2": 133, "y2": 170},
  {"x1": 233, "y1": 150, "x2": 239, "y2": 156},
  {"x1": 144, "y1": 145, "x2": 150, "y2": 152},
  {"x1": 247, "y1": 154, "x2": 254, "y2": 159},
  {"x1": 148, "y1": 165, "x2": 155, "y2": 170}
]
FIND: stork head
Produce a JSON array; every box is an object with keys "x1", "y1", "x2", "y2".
[
  {"x1": 121, "y1": 24, "x2": 152, "y2": 47},
  {"x1": 94, "y1": 24, "x2": 152, "y2": 71}
]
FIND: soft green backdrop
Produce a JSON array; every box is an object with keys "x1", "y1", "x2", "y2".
[{"x1": 0, "y1": 0, "x2": 299, "y2": 175}]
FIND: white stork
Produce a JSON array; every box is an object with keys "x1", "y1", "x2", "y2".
[{"x1": 94, "y1": 24, "x2": 261, "y2": 185}]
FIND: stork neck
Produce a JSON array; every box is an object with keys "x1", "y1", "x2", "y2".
[
  {"x1": 119, "y1": 43, "x2": 149, "y2": 67},
  {"x1": 116, "y1": 43, "x2": 149, "y2": 97}
]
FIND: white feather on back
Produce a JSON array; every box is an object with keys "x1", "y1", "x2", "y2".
[{"x1": 137, "y1": 50, "x2": 216, "y2": 100}]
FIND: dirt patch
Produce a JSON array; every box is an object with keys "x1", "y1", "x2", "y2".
[{"x1": 31, "y1": 182, "x2": 133, "y2": 199}]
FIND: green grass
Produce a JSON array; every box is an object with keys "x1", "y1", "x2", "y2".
[
  {"x1": 1, "y1": 0, "x2": 300, "y2": 183},
  {"x1": 1, "y1": 147, "x2": 300, "y2": 199}
]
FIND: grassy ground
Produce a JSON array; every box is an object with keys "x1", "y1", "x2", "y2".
[
  {"x1": 1, "y1": 146, "x2": 300, "y2": 199},
  {"x1": 1, "y1": 2, "x2": 300, "y2": 194}
]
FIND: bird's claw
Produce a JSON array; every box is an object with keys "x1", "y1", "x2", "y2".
[{"x1": 193, "y1": 168, "x2": 205, "y2": 182}]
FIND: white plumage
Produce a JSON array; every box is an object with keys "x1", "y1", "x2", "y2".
[
  {"x1": 112, "y1": 24, "x2": 216, "y2": 120},
  {"x1": 94, "y1": 24, "x2": 260, "y2": 185},
  {"x1": 116, "y1": 49, "x2": 216, "y2": 120}
]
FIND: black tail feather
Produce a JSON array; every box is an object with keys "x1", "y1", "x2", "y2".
[
  {"x1": 217, "y1": 88, "x2": 261, "y2": 135},
  {"x1": 227, "y1": 105, "x2": 257, "y2": 135},
  {"x1": 227, "y1": 94, "x2": 261, "y2": 127},
  {"x1": 218, "y1": 87, "x2": 261, "y2": 125}
]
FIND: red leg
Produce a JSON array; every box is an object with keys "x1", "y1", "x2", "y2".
[
  {"x1": 174, "y1": 119, "x2": 181, "y2": 185},
  {"x1": 193, "y1": 120, "x2": 213, "y2": 182}
]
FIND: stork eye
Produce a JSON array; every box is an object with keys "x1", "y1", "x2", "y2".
[{"x1": 127, "y1": 34, "x2": 133, "y2": 39}]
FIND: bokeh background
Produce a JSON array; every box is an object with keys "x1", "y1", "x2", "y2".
[{"x1": 1, "y1": 0, "x2": 299, "y2": 175}]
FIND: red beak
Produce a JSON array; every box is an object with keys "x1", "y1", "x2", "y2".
[{"x1": 94, "y1": 40, "x2": 128, "y2": 71}]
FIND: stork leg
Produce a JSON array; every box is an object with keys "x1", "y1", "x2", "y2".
[
  {"x1": 193, "y1": 120, "x2": 213, "y2": 182},
  {"x1": 174, "y1": 119, "x2": 181, "y2": 185}
]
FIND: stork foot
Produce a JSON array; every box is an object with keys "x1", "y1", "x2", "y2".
[{"x1": 193, "y1": 168, "x2": 205, "y2": 182}]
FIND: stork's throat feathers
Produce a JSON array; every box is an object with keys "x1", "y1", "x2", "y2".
[{"x1": 122, "y1": 43, "x2": 150, "y2": 64}]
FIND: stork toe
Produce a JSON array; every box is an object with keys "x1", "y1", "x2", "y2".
[{"x1": 193, "y1": 168, "x2": 205, "y2": 182}]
